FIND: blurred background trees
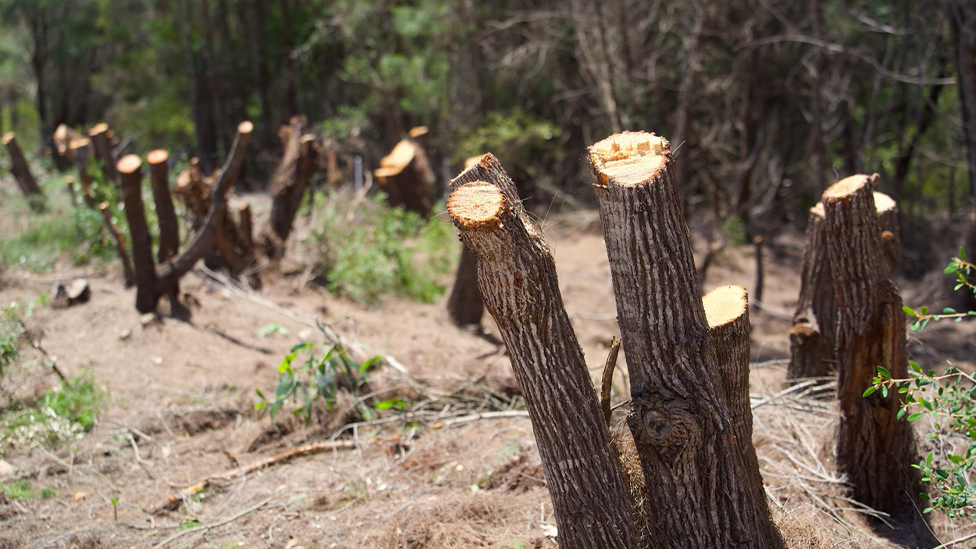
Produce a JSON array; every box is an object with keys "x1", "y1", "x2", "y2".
[{"x1": 0, "y1": 0, "x2": 972, "y2": 277}]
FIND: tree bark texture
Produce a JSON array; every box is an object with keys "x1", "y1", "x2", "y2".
[
  {"x1": 375, "y1": 138, "x2": 435, "y2": 216},
  {"x1": 98, "y1": 201, "x2": 134, "y2": 288},
  {"x1": 821, "y1": 175, "x2": 920, "y2": 514},
  {"x1": 2, "y1": 132, "x2": 45, "y2": 210},
  {"x1": 263, "y1": 116, "x2": 319, "y2": 259},
  {"x1": 586, "y1": 132, "x2": 783, "y2": 549},
  {"x1": 703, "y1": 285, "x2": 767, "y2": 520},
  {"x1": 148, "y1": 150, "x2": 180, "y2": 264},
  {"x1": 118, "y1": 155, "x2": 158, "y2": 314},
  {"x1": 446, "y1": 245, "x2": 484, "y2": 328},
  {"x1": 788, "y1": 184, "x2": 898, "y2": 381},
  {"x1": 88, "y1": 123, "x2": 118, "y2": 182},
  {"x1": 448, "y1": 155, "x2": 636, "y2": 549}
]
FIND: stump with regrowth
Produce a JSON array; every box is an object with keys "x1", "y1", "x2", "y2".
[
  {"x1": 586, "y1": 131, "x2": 783, "y2": 549},
  {"x1": 788, "y1": 181, "x2": 899, "y2": 381},
  {"x1": 448, "y1": 156, "x2": 636, "y2": 549},
  {"x1": 821, "y1": 174, "x2": 921, "y2": 515}
]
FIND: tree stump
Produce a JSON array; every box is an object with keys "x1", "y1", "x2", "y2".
[
  {"x1": 788, "y1": 182, "x2": 899, "y2": 381},
  {"x1": 118, "y1": 155, "x2": 158, "y2": 313},
  {"x1": 821, "y1": 174, "x2": 920, "y2": 515},
  {"x1": 446, "y1": 245, "x2": 484, "y2": 328},
  {"x1": 448, "y1": 155, "x2": 636, "y2": 549},
  {"x1": 88, "y1": 123, "x2": 119, "y2": 182},
  {"x1": 148, "y1": 150, "x2": 179, "y2": 264},
  {"x1": 2, "y1": 132, "x2": 45, "y2": 210},
  {"x1": 69, "y1": 138, "x2": 97, "y2": 209},
  {"x1": 586, "y1": 132, "x2": 783, "y2": 549},
  {"x1": 98, "y1": 201, "x2": 135, "y2": 288},
  {"x1": 375, "y1": 138, "x2": 435, "y2": 216},
  {"x1": 262, "y1": 117, "x2": 319, "y2": 259}
]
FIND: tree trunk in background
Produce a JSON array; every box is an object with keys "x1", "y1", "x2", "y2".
[
  {"x1": 587, "y1": 132, "x2": 784, "y2": 548},
  {"x1": 281, "y1": 0, "x2": 299, "y2": 118},
  {"x1": 822, "y1": 175, "x2": 921, "y2": 516},
  {"x1": 808, "y1": 0, "x2": 828, "y2": 196},
  {"x1": 446, "y1": 245, "x2": 483, "y2": 328},
  {"x1": 199, "y1": 0, "x2": 232, "y2": 156},
  {"x1": 448, "y1": 156, "x2": 636, "y2": 549},
  {"x1": 788, "y1": 189, "x2": 898, "y2": 381},
  {"x1": 262, "y1": 117, "x2": 319, "y2": 259},
  {"x1": 182, "y1": 0, "x2": 219, "y2": 175},
  {"x1": 2, "y1": 132, "x2": 45, "y2": 211},
  {"x1": 950, "y1": 2, "x2": 976, "y2": 311},
  {"x1": 671, "y1": 5, "x2": 703, "y2": 207},
  {"x1": 244, "y1": 0, "x2": 275, "y2": 151},
  {"x1": 118, "y1": 155, "x2": 159, "y2": 314}
]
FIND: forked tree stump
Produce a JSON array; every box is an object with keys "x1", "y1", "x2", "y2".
[
  {"x1": 262, "y1": 117, "x2": 319, "y2": 259},
  {"x1": 586, "y1": 132, "x2": 783, "y2": 549},
  {"x1": 788, "y1": 182, "x2": 899, "y2": 381},
  {"x1": 448, "y1": 155, "x2": 636, "y2": 549},
  {"x1": 821, "y1": 175, "x2": 920, "y2": 515},
  {"x1": 2, "y1": 132, "x2": 45, "y2": 210},
  {"x1": 375, "y1": 138, "x2": 435, "y2": 216},
  {"x1": 119, "y1": 122, "x2": 252, "y2": 314},
  {"x1": 703, "y1": 285, "x2": 767, "y2": 516}
]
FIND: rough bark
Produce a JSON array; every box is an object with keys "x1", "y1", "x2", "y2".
[
  {"x1": 821, "y1": 174, "x2": 921, "y2": 515},
  {"x1": 263, "y1": 117, "x2": 319, "y2": 259},
  {"x1": 2, "y1": 132, "x2": 45, "y2": 210},
  {"x1": 703, "y1": 285, "x2": 767, "y2": 519},
  {"x1": 118, "y1": 155, "x2": 158, "y2": 314},
  {"x1": 446, "y1": 245, "x2": 484, "y2": 328},
  {"x1": 788, "y1": 184, "x2": 898, "y2": 380},
  {"x1": 237, "y1": 201, "x2": 254, "y2": 257},
  {"x1": 586, "y1": 132, "x2": 784, "y2": 549},
  {"x1": 375, "y1": 139, "x2": 435, "y2": 216},
  {"x1": 98, "y1": 201, "x2": 134, "y2": 288},
  {"x1": 950, "y1": 1, "x2": 976, "y2": 312},
  {"x1": 88, "y1": 123, "x2": 118, "y2": 182},
  {"x1": 448, "y1": 155, "x2": 636, "y2": 549},
  {"x1": 148, "y1": 150, "x2": 179, "y2": 264},
  {"x1": 69, "y1": 138, "x2": 97, "y2": 209}
]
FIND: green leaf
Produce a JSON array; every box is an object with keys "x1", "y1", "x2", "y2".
[
  {"x1": 862, "y1": 386, "x2": 877, "y2": 397},
  {"x1": 907, "y1": 413, "x2": 925, "y2": 422},
  {"x1": 877, "y1": 366, "x2": 891, "y2": 379},
  {"x1": 897, "y1": 408, "x2": 906, "y2": 420},
  {"x1": 902, "y1": 306, "x2": 917, "y2": 316}
]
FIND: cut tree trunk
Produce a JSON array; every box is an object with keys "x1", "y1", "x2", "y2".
[
  {"x1": 821, "y1": 174, "x2": 920, "y2": 515},
  {"x1": 703, "y1": 285, "x2": 767, "y2": 520},
  {"x1": 88, "y1": 123, "x2": 119, "y2": 182},
  {"x1": 98, "y1": 201, "x2": 134, "y2": 288},
  {"x1": 375, "y1": 138, "x2": 435, "y2": 216},
  {"x1": 70, "y1": 137, "x2": 98, "y2": 209},
  {"x1": 446, "y1": 245, "x2": 483, "y2": 328},
  {"x1": 118, "y1": 155, "x2": 158, "y2": 313},
  {"x1": 262, "y1": 116, "x2": 319, "y2": 259},
  {"x1": 53, "y1": 124, "x2": 84, "y2": 163},
  {"x1": 148, "y1": 150, "x2": 179, "y2": 264},
  {"x1": 788, "y1": 186, "x2": 898, "y2": 380},
  {"x1": 448, "y1": 155, "x2": 636, "y2": 548},
  {"x1": 586, "y1": 132, "x2": 784, "y2": 549},
  {"x1": 2, "y1": 132, "x2": 45, "y2": 210}
]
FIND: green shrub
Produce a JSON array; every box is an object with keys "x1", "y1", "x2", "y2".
[
  {"x1": 310, "y1": 193, "x2": 456, "y2": 304},
  {"x1": 868, "y1": 250, "x2": 976, "y2": 520},
  {"x1": 1, "y1": 370, "x2": 106, "y2": 451}
]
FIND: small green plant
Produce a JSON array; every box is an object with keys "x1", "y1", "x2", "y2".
[
  {"x1": 0, "y1": 479, "x2": 59, "y2": 500},
  {"x1": 255, "y1": 337, "x2": 385, "y2": 424},
  {"x1": 867, "y1": 250, "x2": 975, "y2": 519},
  {"x1": 259, "y1": 322, "x2": 290, "y2": 338},
  {"x1": 1, "y1": 370, "x2": 107, "y2": 450},
  {"x1": 309, "y1": 194, "x2": 456, "y2": 304},
  {"x1": 110, "y1": 496, "x2": 120, "y2": 521},
  {"x1": 177, "y1": 519, "x2": 201, "y2": 532}
]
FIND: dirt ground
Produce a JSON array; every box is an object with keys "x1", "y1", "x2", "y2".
[{"x1": 1, "y1": 202, "x2": 974, "y2": 549}]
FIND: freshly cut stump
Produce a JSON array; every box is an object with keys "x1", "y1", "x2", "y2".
[
  {"x1": 118, "y1": 155, "x2": 158, "y2": 313},
  {"x1": 788, "y1": 181, "x2": 899, "y2": 381},
  {"x1": 448, "y1": 159, "x2": 636, "y2": 549},
  {"x1": 587, "y1": 131, "x2": 783, "y2": 549},
  {"x1": 821, "y1": 174, "x2": 920, "y2": 515}
]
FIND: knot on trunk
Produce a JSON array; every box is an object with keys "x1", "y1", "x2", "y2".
[{"x1": 628, "y1": 389, "x2": 700, "y2": 458}]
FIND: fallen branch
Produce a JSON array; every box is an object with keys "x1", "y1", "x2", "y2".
[{"x1": 149, "y1": 496, "x2": 273, "y2": 549}]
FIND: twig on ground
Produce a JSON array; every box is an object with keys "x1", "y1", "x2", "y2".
[{"x1": 149, "y1": 496, "x2": 273, "y2": 549}]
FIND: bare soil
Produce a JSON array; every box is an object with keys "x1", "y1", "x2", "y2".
[{"x1": 0, "y1": 205, "x2": 974, "y2": 549}]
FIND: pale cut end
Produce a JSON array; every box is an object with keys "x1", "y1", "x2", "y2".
[
  {"x1": 300, "y1": 134, "x2": 315, "y2": 144},
  {"x1": 65, "y1": 176, "x2": 75, "y2": 184},
  {"x1": 447, "y1": 181, "x2": 506, "y2": 230},
  {"x1": 409, "y1": 126, "x2": 429, "y2": 138},
  {"x1": 703, "y1": 285, "x2": 748, "y2": 328},
  {"x1": 237, "y1": 200, "x2": 250, "y2": 212},
  {"x1": 1, "y1": 131, "x2": 14, "y2": 145},
  {"x1": 69, "y1": 137, "x2": 91, "y2": 151},
  {"x1": 379, "y1": 139, "x2": 417, "y2": 171},
  {"x1": 88, "y1": 122, "x2": 109, "y2": 136},
  {"x1": 873, "y1": 191, "x2": 896, "y2": 214},
  {"x1": 587, "y1": 131, "x2": 669, "y2": 187},
  {"x1": 98, "y1": 201, "x2": 110, "y2": 211},
  {"x1": 237, "y1": 121, "x2": 254, "y2": 134},
  {"x1": 147, "y1": 149, "x2": 169, "y2": 165},
  {"x1": 117, "y1": 154, "x2": 143, "y2": 174},
  {"x1": 823, "y1": 173, "x2": 879, "y2": 200},
  {"x1": 464, "y1": 155, "x2": 485, "y2": 170}
]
